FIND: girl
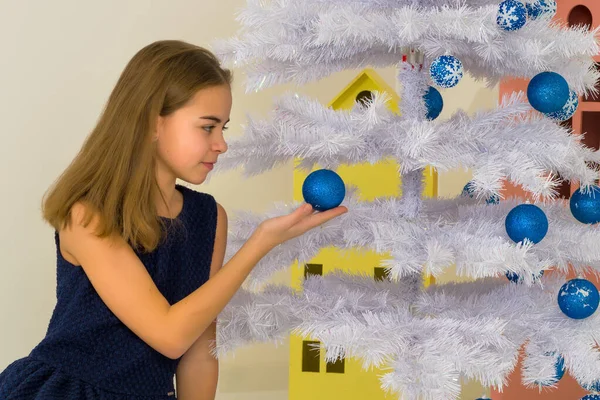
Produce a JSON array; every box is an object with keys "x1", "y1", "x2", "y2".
[{"x1": 0, "y1": 40, "x2": 347, "y2": 400}]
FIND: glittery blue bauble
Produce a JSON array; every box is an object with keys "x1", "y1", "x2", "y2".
[
  {"x1": 430, "y1": 55, "x2": 463, "y2": 89},
  {"x1": 580, "y1": 380, "x2": 600, "y2": 392},
  {"x1": 581, "y1": 395, "x2": 600, "y2": 400},
  {"x1": 546, "y1": 89, "x2": 578, "y2": 121},
  {"x1": 424, "y1": 86, "x2": 443, "y2": 120},
  {"x1": 497, "y1": 0, "x2": 528, "y2": 31},
  {"x1": 527, "y1": 72, "x2": 570, "y2": 113},
  {"x1": 505, "y1": 204, "x2": 548, "y2": 244},
  {"x1": 302, "y1": 169, "x2": 346, "y2": 211},
  {"x1": 526, "y1": 0, "x2": 557, "y2": 20},
  {"x1": 461, "y1": 181, "x2": 499, "y2": 204},
  {"x1": 570, "y1": 186, "x2": 600, "y2": 224},
  {"x1": 506, "y1": 270, "x2": 544, "y2": 283},
  {"x1": 557, "y1": 278, "x2": 600, "y2": 320}
]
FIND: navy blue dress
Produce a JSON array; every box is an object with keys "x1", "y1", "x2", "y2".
[{"x1": 0, "y1": 185, "x2": 218, "y2": 399}]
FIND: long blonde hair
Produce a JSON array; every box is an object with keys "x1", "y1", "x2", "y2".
[{"x1": 42, "y1": 40, "x2": 232, "y2": 252}]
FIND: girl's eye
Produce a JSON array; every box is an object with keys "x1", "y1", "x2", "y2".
[{"x1": 202, "y1": 125, "x2": 228, "y2": 133}]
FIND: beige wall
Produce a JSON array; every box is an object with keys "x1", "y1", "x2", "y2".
[{"x1": 0, "y1": 2, "x2": 497, "y2": 399}]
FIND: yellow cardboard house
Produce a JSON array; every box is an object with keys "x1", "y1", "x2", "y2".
[{"x1": 288, "y1": 69, "x2": 438, "y2": 399}]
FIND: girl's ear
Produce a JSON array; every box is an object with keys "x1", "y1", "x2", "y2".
[{"x1": 153, "y1": 116, "x2": 164, "y2": 142}]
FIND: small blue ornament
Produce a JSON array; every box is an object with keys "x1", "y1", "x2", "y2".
[
  {"x1": 527, "y1": 72, "x2": 570, "y2": 113},
  {"x1": 557, "y1": 278, "x2": 600, "y2": 320},
  {"x1": 424, "y1": 86, "x2": 443, "y2": 120},
  {"x1": 581, "y1": 395, "x2": 600, "y2": 400},
  {"x1": 580, "y1": 380, "x2": 600, "y2": 392},
  {"x1": 497, "y1": 0, "x2": 528, "y2": 31},
  {"x1": 506, "y1": 270, "x2": 544, "y2": 283},
  {"x1": 546, "y1": 89, "x2": 578, "y2": 121},
  {"x1": 430, "y1": 55, "x2": 463, "y2": 89},
  {"x1": 505, "y1": 204, "x2": 548, "y2": 244},
  {"x1": 302, "y1": 169, "x2": 346, "y2": 212},
  {"x1": 461, "y1": 181, "x2": 499, "y2": 204},
  {"x1": 570, "y1": 186, "x2": 600, "y2": 224},
  {"x1": 548, "y1": 354, "x2": 566, "y2": 384},
  {"x1": 461, "y1": 181, "x2": 476, "y2": 198},
  {"x1": 526, "y1": 0, "x2": 557, "y2": 20},
  {"x1": 486, "y1": 194, "x2": 500, "y2": 205},
  {"x1": 533, "y1": 352, "x2": 566, "y2": 385}
]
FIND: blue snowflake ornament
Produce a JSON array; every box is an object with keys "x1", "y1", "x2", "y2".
[
  {"x1": 580, "y1": 380, "x2": 600, "y2": 393},
  {"x1": 497, "y1": 0, "x2": 527, "y2": 31},
  {"x1": 581, "y1": 395, "x2": 600, "y2": 400},
  {"x1": 430, "y1": 55, "x2": 463, "y2": 89},
  {"x1": 546, "y1": 89, "x2": 578, "y2": 121},
  {"x1": 527, "y1": 0, "x2": 557, "y2": 20}
]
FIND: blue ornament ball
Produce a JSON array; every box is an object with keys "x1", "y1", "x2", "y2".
[
  {"x1": 551, "y1": 354, "x2": 566, "y2": 384},
  {"x1": 486, "y1": 194, "x2": 500, "y2": 205},
  {"x1": 497, "y1": 0, "x2": 528, "y2": 31},
  {"x1": 534, "y1": 352, "x2": 566, "y2": 385},
  {"x1": 570, "y1": 186, "x2": 600, "y2": 224},
  {"x1": 557, "y1": 278, "x2": 600, "y2": 320},
  {"x1": 546, "y1": 89, "x2": 579, "y2": 121},
  {"x1": 430, "y1": 55, "x2": 463, "y2": 89},
  {"x1": 581, "y1": 394, "x2": 600, "y2": 400},
  {"x1": 461, "y1": 181, "x2": 476, "y2": 198},
  {"x1": 527, "y1": 72, "x2": 570, "y2": 113},
  {"x1": 506, "y1": 270, "x2": 544, "y2": 283},
  {"x1": 526, "y1": 0, "x2": 557, "y2": 20},
  {"x1": 302, "y1": 169, "x2": 346, "y2": 212},
  {"x1": 580, "y1": 380, "x2": 600, "y2": 393},
  {"x1": 424, "y1": 86, "x2": 443, "y2": 120},
  {"x1": 461, "y1": 181, "x2": 499, "y2": 204},
  {"x1": 505, "y1": 204, "x2": 549, "y2": 244}
]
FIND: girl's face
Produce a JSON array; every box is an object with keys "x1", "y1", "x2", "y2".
[{"x1": 155, "y1": 84, "x2": 231, "y2": 186}]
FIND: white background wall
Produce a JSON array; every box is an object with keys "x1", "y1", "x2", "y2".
[{"x1": 0, "y1": 1, "x2": 497, "y2": 399}]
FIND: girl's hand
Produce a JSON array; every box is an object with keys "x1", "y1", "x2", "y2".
[{"x1": 253, "y1": 203, "x2": 347, "y2": 251}]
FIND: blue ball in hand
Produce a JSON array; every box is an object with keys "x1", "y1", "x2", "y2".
[
  {"x1": 570, "y1": 186, "x2": 600, "y2": 224},
  {"x1": 424, "y1": 86, "x2": 443, "y2": 120},
  {"x1": 302, "y1": 169, "x2": 346, "y2": 211},
  {"x1": 505, "y1": 204, "x2": 548, "y2": 244},
  {"x1": 558, "y1": 278, "x2": 599, "y2": 320},
  {"x1": 527, "y1": 72, "x2": 570, "y2": 113}
]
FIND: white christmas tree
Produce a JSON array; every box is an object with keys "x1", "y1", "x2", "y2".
[{"x1": 211, "y1": 1, "x2": 600, "y2": 399}]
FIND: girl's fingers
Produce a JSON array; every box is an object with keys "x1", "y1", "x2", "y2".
[{"x1": 301, "y1": 206, "x2": 347, "y2": 230}]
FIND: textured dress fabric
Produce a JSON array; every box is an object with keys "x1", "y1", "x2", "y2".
[{"x1": 0, "y1": 185, "x2": 218, "y2": 399}]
